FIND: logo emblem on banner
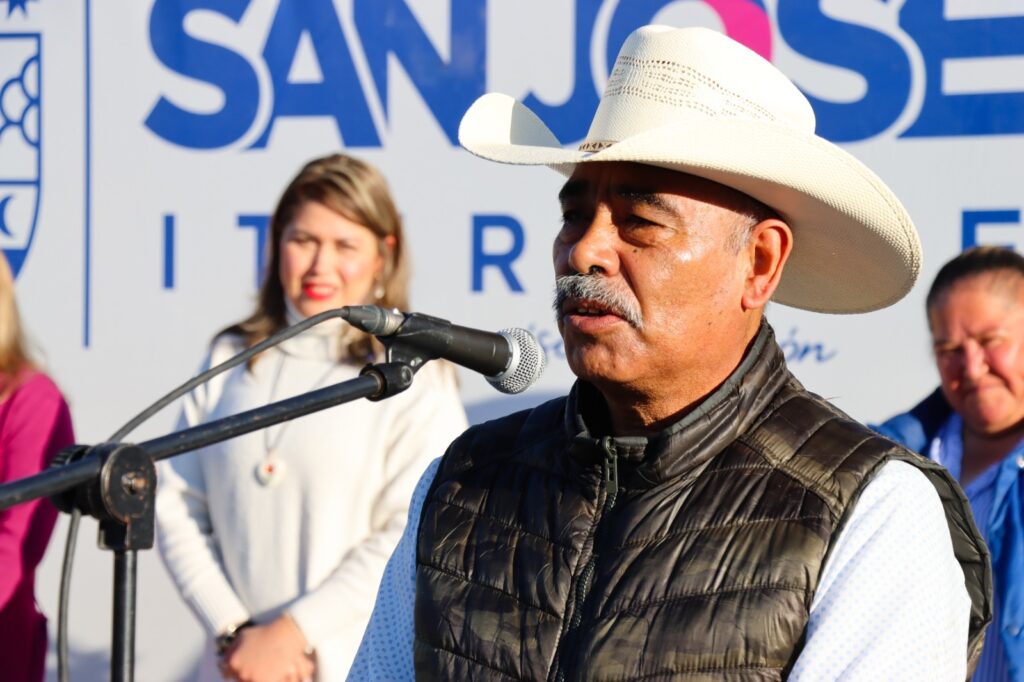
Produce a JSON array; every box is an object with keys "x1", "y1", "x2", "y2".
[
  {"x1": 3, "y1": 0, "x2": 34, "y2": 18},
  {"x1": 0, "y1": 33, "x2": 40, "y2": 278}
]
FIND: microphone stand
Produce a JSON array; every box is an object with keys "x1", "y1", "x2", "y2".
[{"x1": 0, "y1": 361, "x2": 416, "y2": 682}]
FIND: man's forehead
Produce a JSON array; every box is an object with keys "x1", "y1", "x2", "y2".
[
  {"x1": 562, "y1": 163, "x2": 680, "y2": 192},
  {"x1": 557, "y1": 176, "x2": 663, "y2": 203},
  {"x1": 558, "y1": 162, "x2": 749, "y2": 209}
]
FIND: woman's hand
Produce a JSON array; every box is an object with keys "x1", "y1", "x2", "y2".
[{"x1": 219, "y1": 614, "x2": 315, "y2": 682}]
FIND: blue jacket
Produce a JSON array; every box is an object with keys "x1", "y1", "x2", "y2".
[{"x1": 877, "y1": 390, "x2": 1024, "y2": 680}]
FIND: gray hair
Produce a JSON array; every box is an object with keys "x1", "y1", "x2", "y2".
[{"x1": 553, "y1": 274, "x2": 644, "y2": 330}]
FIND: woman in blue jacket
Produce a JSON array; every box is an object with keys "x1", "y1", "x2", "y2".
[{"x1": 878, "y1": 246, "x2": 1024, "y2": 682}]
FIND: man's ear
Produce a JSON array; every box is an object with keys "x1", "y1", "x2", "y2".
[{"x1": 741, "y1": 219, "x2": 793, "y2": 310}]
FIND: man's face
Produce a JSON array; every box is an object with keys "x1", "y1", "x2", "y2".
[
  {"x1": 930, "y1": 273, "x2": 1024, "y2": 437},
  {"x1": 553, "y1": 162, "x2": 757, "y2": 403}
]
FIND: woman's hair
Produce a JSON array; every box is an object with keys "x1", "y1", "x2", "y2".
[
  {"x1": 0, "y1": 251, "x2": 32, "y2": 388},
  {"x1": 231, "y1": 153, "x2": 410, "y2": 362},
  {"x1": 926, "y1": 246, "x2": 1024, "y2": 313}
]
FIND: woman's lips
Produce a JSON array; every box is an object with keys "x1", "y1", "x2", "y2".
[{"x1": 302, "y1": 283, "x2": 336, "y2": 301}]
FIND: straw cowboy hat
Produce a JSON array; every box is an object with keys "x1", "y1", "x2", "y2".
[{"x1": 458, "y1": 25, "x2": 921, "y2": 314}]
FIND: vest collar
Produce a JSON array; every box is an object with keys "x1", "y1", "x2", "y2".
[{"x1": 564, "y1": 321, "x2": 792, "y2": 488}]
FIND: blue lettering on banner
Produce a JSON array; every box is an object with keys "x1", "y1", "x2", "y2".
[
  {"x1": 520, "y1": 0, "x2": 603, "y2": 144},
  {"x1": 237, "y1": 214, "x2": 270, "y2": 287},
  {"x1": 777, "y1": 0, "x2": 911, "y2": 142},
  {"x1": 901, "y1": 4, "x2": 1024, "y2": 138},
  {"x1": 525, "y1": 323, "x2": 830, "y2": 366},
  {"x1": 777, "y1": 327, "x2": 837, "y2": 364},
  {"x1": 163, "y1": 214, "x2": 175, "y2": 289},
  {"x1": 251, "y1": 0, "x2": 377, "y2": 148},
  {"x1": 144, "y1": 1, "x2": 1024, "y2": 150},
  {"x1": 145, "y1": 0, "x2": 261, "y2": 149},
  {"x1": 354, "y1": 0, "x2": 486, "y2": 145},
  {"x1": 471, "y1": 215, "x2": 525, "y2": 293},
  {"x1": 962, "y1": 209, "x2": 1022, "y2": 250}
]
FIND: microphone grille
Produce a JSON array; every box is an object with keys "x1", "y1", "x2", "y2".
[{"x1": 489, "y1": 328, "x2": 546, "y2": 395}]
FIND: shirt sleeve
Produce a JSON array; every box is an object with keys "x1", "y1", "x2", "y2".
[
  {"x1": 288, "y1": 363, "x2": 467, "y2": 648},
  {"x1": 155, "y1": 343, "x2": 251, "y2": 636},
  {"x1": 790, "y1": 460, "x2": 971, "y2": 681},
  {"x1": 0, "y1": 374, "x2": 74, "y2": 608},
  {"x1": 346, "y1": 457, "x2": 439, "y2": 682}
]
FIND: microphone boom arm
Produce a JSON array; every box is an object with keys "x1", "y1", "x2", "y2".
[
  {"x1": 0, "y1": 360, "x2": 415, "y2": 682},
  {"x1": 0, "y1": 304, "x2": 542, "y2": 682}
]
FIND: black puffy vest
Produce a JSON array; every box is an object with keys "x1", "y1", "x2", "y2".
[{"x1": 414, "y1": 325, "x2": 991, "y2": 681}]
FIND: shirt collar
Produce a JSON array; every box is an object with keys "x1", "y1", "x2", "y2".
[{"x1": 563, "y1": 321, "x2": 792, "y2": 489}]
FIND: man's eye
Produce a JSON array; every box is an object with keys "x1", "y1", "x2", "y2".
[
  {"x1": 624, "y1": 214, "x2": 656, "y2": 228},
  {"x1": 557, "y1": 211, "x2": 588, "y2": 242}
]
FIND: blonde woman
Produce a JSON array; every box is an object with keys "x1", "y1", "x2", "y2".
[
  {"x1": 155, "y1": 154, "x2": 467, "y2": 682},
  {"x1": 0, "y1": 251, "x2": 75, "y2": 681}
]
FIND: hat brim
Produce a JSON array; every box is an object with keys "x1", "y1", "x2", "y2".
[{"x1": 460, "y1": 93, "x2": 921, "y2": 314}]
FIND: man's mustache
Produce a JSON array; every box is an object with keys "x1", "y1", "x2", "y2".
[{"x1": 552, "y1": 274, "x2": 644, "y2": 330}]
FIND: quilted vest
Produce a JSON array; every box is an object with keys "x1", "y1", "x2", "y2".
[{"x1": 414, "y1": 325, "x2": 991, "y2": 681}]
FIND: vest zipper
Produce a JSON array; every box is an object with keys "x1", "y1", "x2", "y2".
[{"x1": 554, "y1": 437, "x2": 619, "y2": 682}]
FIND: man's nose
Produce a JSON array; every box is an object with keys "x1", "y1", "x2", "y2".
[{"x1": 565, "y1": 208, "x2": 620, "y2": 276}]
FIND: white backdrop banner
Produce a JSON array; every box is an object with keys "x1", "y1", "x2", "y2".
[{"x1": 1, "y1": 0, "x2": 1022, "y2": 679}]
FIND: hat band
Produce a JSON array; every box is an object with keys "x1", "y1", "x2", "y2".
[{"x1": 578, "y1": 140, "x2": 614, "y2": 152}]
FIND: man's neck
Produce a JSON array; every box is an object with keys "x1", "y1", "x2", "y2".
[
  {"x1": 597, "y1": 322, "x2": 766, "y2": 437},
  {"x1": 604, "y1": 396, "x2": 696, "y2": 436}
]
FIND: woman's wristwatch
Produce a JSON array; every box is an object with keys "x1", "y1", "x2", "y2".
[{"x1": 216, "y1": 619, "x2": 255, "y2": 657}]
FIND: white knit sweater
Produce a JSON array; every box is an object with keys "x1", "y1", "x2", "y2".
[{"x1": 155, "y1": 320, "x2": 467, "y2": 681}]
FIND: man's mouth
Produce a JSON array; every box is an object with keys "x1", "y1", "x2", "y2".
[
  {"x1": 561, "y1": 298, "x2": 633, "y2": 335},
  {"x1": 564, "y1": 299, "x2": 620, "y2": 318},
  {"x1": 552, "y1": 274, "x2": 644, "y2": 330}
]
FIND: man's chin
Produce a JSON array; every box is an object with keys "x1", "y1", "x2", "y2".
[{"x1": 566, "y1": 349, "x2": 638, "y2": 391}]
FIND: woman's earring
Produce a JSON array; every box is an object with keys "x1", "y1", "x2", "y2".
[{"x1": 373, "y1": 281, "x2": 386, "y2": 300}]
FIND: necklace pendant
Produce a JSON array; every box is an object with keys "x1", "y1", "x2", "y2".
[{"x1": 255, "y1": 453, "x2": 286, "y2": 487}]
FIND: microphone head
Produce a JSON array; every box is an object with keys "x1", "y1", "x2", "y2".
[{"x1": 488, "y1": 328, "x2": 546, "y2": 395}]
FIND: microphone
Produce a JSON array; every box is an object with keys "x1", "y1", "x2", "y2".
[{"x1": 341, "y1": 306, "x2": 545, "y2": 395}]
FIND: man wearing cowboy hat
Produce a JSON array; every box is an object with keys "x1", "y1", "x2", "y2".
[{"x1": 349, "y1": 26, "x2": 990, "y2": 681}]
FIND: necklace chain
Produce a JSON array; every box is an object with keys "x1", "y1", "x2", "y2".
[{"x1": 256, "y1": 351, "x2": 337, "y2": 486}]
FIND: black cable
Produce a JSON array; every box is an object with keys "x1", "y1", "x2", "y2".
[
  {"x1": 54, "y1": 307, "x2": 351, "y2": 680},
  {"x1": 109, "y1": 308, "x2": 349, "y2": 442},
  {"x1": 57, "y1": 508, "x2": 80, "y2": 682}
]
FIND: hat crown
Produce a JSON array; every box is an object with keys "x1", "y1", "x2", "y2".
[
  {"x1": 455, "y1": 24, "x2": 920, "y2": 314},
  {"x1": 582, "y1": 26, "x2": 815, "y2": 152}
]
